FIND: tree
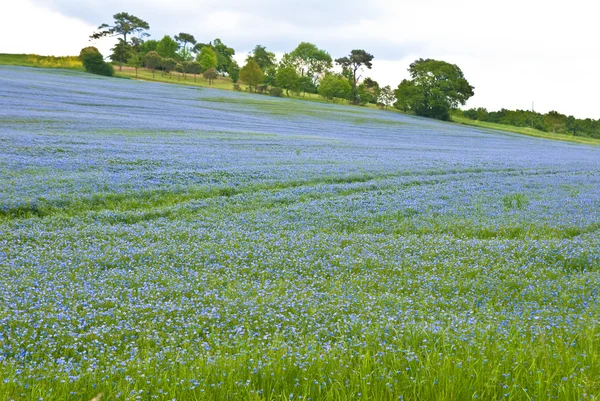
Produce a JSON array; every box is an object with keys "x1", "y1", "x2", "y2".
[
  {"x1": 318, "y1": 74, "x2": 352, "y2": 102},
  {"x1": 186, "y1": 61, "x2": 202, "y2": 82},
  {"x1": 363, "y1": 77, "x2": 380, "y2": 104},
  {"x1": 378, "y1": 86, "x2": 395, "y2": 110},
  {"x1": 139, "y1": 39, "x2": 158, "y2": 56},
  {"x1": 156, "y1": 36, "x2": 179, "y2": 59},
  {"x1": 80, "y1": 47, "x2": 114, "y2": 77},
  {"x1": 299, "y1": 75, "x2": 317, "y2": 95},
  {"x1": 212, "y1": 39, "x2": 236, "y2": 74},
  {"x1": 90, "y1": 12, "x2": 150, "y2": 71},
  {"x1": 275, "y1": 65, "x2": 300, "y2": 96},
  {"x1": 394, "y1": 79, "x2": 419, "y2": 112},
  {"x1": 289, "y1": 42, "x2": 332, "y2": 79},
  {"x1": 239, "y1": 60, "x2": 264, "y2": 92},
  {"x1": 161, "y1": 58, "x2": 177, "y2": 78},
  {"x1": 127, "y1": 52, "x2": 143, "y2": 78},
  {"x1": 228, "y1": 61, "x2": 240, "y2": 83},
  {"x1": 143, "y1": 51, "x2": 162, "y2": 78},
  {"x1": 394, "y1": 58, "x2": 474, "y2": 120},
  {"x1": 175, "y1": 63, "x2": 184, "y2": 80},
  {"x1": 110, "y1": 39, "x2": 132, "y2": 66},
  {"x1": 247, "y1": 45, "x2": 276, "y2": 71},
  {"x1": 544, "y1": 111, "x2": 567, "y2": 133},
  {"x1": 197, "y1": 46, "x2": 218, "y2": 72},
  {"x1": 175, "y1": 33, "x2": 196, "y2": 61},
  {"x1": 203, "y1": 68, "x2": 218, "y2": 85},
  {"x1": 263, "y1": 66, "x2": 277, "y2": 86},
  {"x1": 335, "y1": 50, "x2": 374, "y2": 104}
]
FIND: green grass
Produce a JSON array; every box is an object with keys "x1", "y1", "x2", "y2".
[
  {"x1": 452, "y1": 115, "x2": 600, "y2": 145},
  {"x1": 0, "y1": 53, "x2": 83, "y2": 69}
]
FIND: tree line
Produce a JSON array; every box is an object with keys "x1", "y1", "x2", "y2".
[
  {"x1": 80, "y1": 12, "x2": 478, "y2": 121},
  {"x1": 456, "y1": 108, "x2": 600, "y2": 139},
  {"x1": 82, "y1": 10, "x2": 599, "y2": 136}
]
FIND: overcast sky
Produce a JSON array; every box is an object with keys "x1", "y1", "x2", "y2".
[{"x1": 2, "y1": 0, "x2": 598, "y2": 118}]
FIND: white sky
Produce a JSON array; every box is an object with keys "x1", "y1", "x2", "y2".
[{"x1": 1, "y1": 0, "x2": 599, "y2": 119}]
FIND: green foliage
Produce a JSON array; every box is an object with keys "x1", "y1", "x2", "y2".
[
  {"x1": 228, "y1": 60, "x2": 240, "y2": 83},
  {"x1": 288, "y1": 42, "x2": 332, "y2": 79},
  {"x1": 197, "y1": 46, "x2": 218, "y2": 72},
  {"x1": 395, "y1": 58, "x2": 474, "y2": 121},
  {"x1": 335, "y1": 49, "x2": 374, "y2": 104},
  {"x1": 503, "y1": 193, "x2": 529, "y2": 211},
  {"x1": 263, "y1": 66, "x2": 277, "y2": 86},
  {"x1": 184, "y1": 61, "x2": 202, "y2": 81},
  {"x1": 127, "y1": 52, "x2": 143, "y2": 77},
  {"x1": 239, "y1": 59, "x2": 264, "y2": 92},
  {"x1": 460, "y1": 108, "x2": 600, "y2": 139},
  {"x1": 247, "y1": 45, "x2": 276, "y2": 71},
  {"x1": 203, "y1": 68, "x2": 218, "y2": 85},
  {"x1": 156, "y1": 36, "x2": 179, "y2": 59},
  {"x1": 275, "y1": 65, "x2": 300, "y2": 96},
  {"x1": 212, "y1": 38, "x2": 236, "y2": 74},
  {"x1": 109, "y1": 38, "x2": 132, "y2": 65},
  {"x1": 174, "y1": 33, "x2": 196, "y2": 51},
  {"x1": 139, "y1": 39, "x2": 158, "y2": 56},
  {"x1": 143, "y1": 51, "x2": 162, "y2": 78},
  {"x1": 161, "y1": 57, "x2": 177, "y2": 78},
  {"x1": 89, "y1": 12, "x2": 150, "y2": 70},
  {"x1": 79, "y1": 47, "x2": 114, "y2": 77},
  {"x1": 394, "y1": 79, "x2": 419, "y2": 112},
  {"x1": 299, "y1": 75, "x2": 317, "y2": 95},
  {"x1": 175, "y1": 33, "x2": 196, "y2": 61},
  {"x1": 318, "y1": 73, "x2": 352, "y2": 102},
  {"x1": 377, "y1": 85, "x2": 395, "y2": 110},
  {"x1": 269, "y1": 87, "x2": 284, "y2": 97}
]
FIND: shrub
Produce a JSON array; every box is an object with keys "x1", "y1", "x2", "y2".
[
  {"x1": 203, "y1": 68, "x2": 218, "y2": 85},
  {"x1": 233, "y1": 83, "x2": 242, "y2": 91},
  {"x1": 79, "y1": 47, "x2": 114, "y2": 77},
  {"x1": 269, "y1": 87, "x2": 284, "y2": 97}
]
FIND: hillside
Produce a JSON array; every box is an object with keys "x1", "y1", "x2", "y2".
[{"x1": 1, "y1": 66, "x2": 599, "y2": 400}]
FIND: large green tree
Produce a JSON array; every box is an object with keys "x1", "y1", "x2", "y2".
[
  {"x1": 90, "y1": 12, "x2": 150, "y2": 70},
  {"x1": 335, "y1": 50, "x2": 374, "y2": 104},
  {"x1": 175, "y1": 33, "x2": 196, "y2": 61},
  {"x1": 161, "y1": 57, "x2": 177, "y2": 78},
  {"x1": 156, "y1": 36, "x2": 179, "y2": 59},
  {"x1": 275, "y1": 65, "x2": 300, "y2": 96},
  {"x1": 109, "y1": 39, "x2": 132, "y2": 66},
  {"x1": 318, "y1": 74, "x2": 352, "y2": 102},
  {"x1": 239, "y1": 60, "x2": 264, "y2": 92},
  {"x1": 186, "y1": 61, "x2": 202, "y2": 82},
  {"x1": 197, "y1": 46, "x2": 218, "y2": 72},
  {"x1": 139, "y1": 39, "x2": 158, "y2": 56},
  {"x1": 212, "y1": 39, "x2": 236, "y2": 74},
  {"x1": 143, "y1": 51, "x2": 162, "y2": 78},
  {"x1": 395, "y1": 58, "x2": 474, "y2": 120},
  {"x1": 247, "y1": 45, "x2": 276, "y2": 71},
  {"x1": 288, "y1": 42, "x2": 332, "y2": 79}
]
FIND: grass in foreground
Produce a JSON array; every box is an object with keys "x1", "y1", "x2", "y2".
[{"x1": 1, "y1": 66, "x2": 599, "y2": 401}]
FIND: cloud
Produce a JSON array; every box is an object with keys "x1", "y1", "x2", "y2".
[{"x1": 0, "y1": 0, "x2": 96, "y2": 56}]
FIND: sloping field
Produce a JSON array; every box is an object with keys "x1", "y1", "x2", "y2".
[{"x1": 0, "y1": 66, "x2": 599, "y2": 400}]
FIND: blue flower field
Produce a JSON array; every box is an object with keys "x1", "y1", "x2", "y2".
[{"x1": 0, "y1": 66, "x2": 599, "y2": 400}]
